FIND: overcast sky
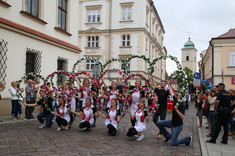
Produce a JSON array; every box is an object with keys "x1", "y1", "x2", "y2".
[{"x1": 152, "y1": 0, "x2": 235, "y2": 74}]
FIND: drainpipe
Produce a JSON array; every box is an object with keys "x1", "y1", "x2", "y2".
[
  {"x1": 209, "y1": 41, "x2": 214, "y2": 86},
  {"x1": 108, "y1": 0, "x2": 112, "y2": 81},
  {"x1": 149, "y1": 1, "x2": 153, "y2": 79}
]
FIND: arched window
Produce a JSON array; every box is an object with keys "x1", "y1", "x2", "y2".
[{"x1": 186, "y1": 56, "x2": 189, "y2": 61}]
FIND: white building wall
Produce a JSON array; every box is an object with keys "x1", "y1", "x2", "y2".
[
  {"x1": 0, "y1": 0, "x2": 79, "y2": 45},
  {"x1": 0, "y1": 28, "x2": 79, "y2": 98},
  {"x1": 0, "y1": 0, "x2": 81, "y2": 116},
  {"x1": 78, "y1": 0, "x2": 166, "y2": 82}
]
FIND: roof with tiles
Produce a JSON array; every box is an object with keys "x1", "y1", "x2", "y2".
[{"x1": 216, "y1": 28, "x2": 235, "y2": 38}]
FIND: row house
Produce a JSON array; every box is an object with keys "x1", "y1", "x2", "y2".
[{"x1": 199, "y1": 28, "x2": 235, "y2": 89}]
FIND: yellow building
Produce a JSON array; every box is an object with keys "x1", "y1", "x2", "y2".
[{"x1": 200, "y1": 28, "x2": 235, "y2": 89}]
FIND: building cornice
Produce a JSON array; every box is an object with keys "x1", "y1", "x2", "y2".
[
  {"x1": 79, "y1": 27, "x2": 164, "y2": 52},
  {"x1": 210, "y1": 38, "x2": 235, "y2": 45},
  {"x1": 0, "y1": 17, "x2": 81, "y2": 53}
]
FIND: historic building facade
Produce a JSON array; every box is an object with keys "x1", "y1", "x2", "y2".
[
  {"x1": 77, "y1": 0, "x2": 167, "y2": 83},
  {"x1": 181, "y1": 38, "x2": 197, "y2": 74},
  {"x1": 199, "y1": 28, "x2": 235, "y2": 89},
  {"x1": 0, "y1": 0, "x2": 81, "y2": 115}
]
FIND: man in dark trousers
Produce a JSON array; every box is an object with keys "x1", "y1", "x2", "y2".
[
  {"x1": 153, "y1": 81, "x2": 170, "y2": 139},
  {"x1": 206, "y1": 83, "x2": 234, "y2": 144},
  {"x1": 25, "y1": 79, "x2": 37, "y2": 119}
]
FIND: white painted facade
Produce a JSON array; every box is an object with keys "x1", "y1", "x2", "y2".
[
  {"x1": 0, "y1": 0, "x2": 81, "y2": 115},
  {"x1": 78, "y1": 0, "x2": 167, "y2": 84}
]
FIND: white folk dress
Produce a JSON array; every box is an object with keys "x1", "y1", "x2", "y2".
[
  {"x1": 58, "y1": 105, "x2": 70, "y2": 123},
  {"x1": 104, "y1": 108, "x2": 120, "y2": 129},
  {"x1": 107, "y1": 90, "x2": 120, "y2": 109},
  {"x1": 131, "y1": 91, "x2": 140, "y2": 114},
  {"x1": 81, "y1": 106, "x2": 96, "y2": 125},
  {"x1": 82, "y1": 87, "x2": 93, "y2": 108},
  {"x1": 134, "y1": 109, "x2": 148, "y2": 133}
]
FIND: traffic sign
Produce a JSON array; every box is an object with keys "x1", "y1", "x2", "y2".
[
  {"x1": 193, "y1": 79, "x2": 201, "y2": 88},
  {"x1": 194, "y1": 72, "x2": 201, "y2": 79}
]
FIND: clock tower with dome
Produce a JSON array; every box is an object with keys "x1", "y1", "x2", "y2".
[{"x1": 181, "y1": 38, "x2": 197, "y2": 74}]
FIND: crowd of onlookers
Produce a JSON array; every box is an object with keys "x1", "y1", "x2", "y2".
[{"x1": 194, "y1": 83, "x2": 235, "y2": 144}]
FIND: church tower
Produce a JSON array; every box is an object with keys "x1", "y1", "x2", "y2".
[{"x1": 181, "y1": 38, "x2": 197, "y2": 73}]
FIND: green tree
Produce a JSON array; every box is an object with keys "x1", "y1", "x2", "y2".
[{"x1": 183, "y1": 67, "x2": 194, "y2": 84}]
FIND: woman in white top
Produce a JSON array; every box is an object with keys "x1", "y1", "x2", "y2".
[
  {"x1": 129, "y1": 80, "x2": 145, "y2": 126},
  {"x1": 52, "y1": 95, "x2": 71, "y2": 131},
  {"x1": 99, "y1": 98, "x2": 121, "y2": 136},
  {"x1": 73, "y1": 98, "x2": 98, "y2": 131},
  {"x1": 207, "y1": 90, "x2": 217, "y2": 137},
  {"x1": 9, "y1": 81, "x2": 23, "y2": 120},
  {"x1": 76, "y1": 78, "x2": 94, "y2": 108},
  {"x1": 127, "y1": 99, "x2": 149, "y2": 141},
  {"x1": 103, "y1": 81, "x2": 120, "y2": 109}
]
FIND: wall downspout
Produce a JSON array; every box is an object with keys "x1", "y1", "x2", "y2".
[
  {"x1": 108, "y1": 0, "x2": 112, "y2": 80},
  {"x1": 149, "y1": 1, "x2": 153, "y2": 79},
  {"x1": 209, "y1": 41, "x2": 214, "y2": 86}
]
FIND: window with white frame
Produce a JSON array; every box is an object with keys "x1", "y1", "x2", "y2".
[
  {"x1": 87, "y1": 36, "x2": 99, "y2": 47},
  {"x1": 58, "y1": 0, "x2": 67, "y2": 30},
  {"x1": 25, "y1": 0, "x2": 39, "y2": 17},
  {"x1": 122, "y1": 6, "x2": 131, "y2": 21},
  {"x1": 86, "y1": 60, "x2": 96, "y2": 70},
  {"x1": 230, "y1": 51, "x2": 235, "y2": 66},
  {"x1": 122, "y1": 34, "x2": 130, "y2": 47},
  {"x1": 88, "y1": 9, "x2": 101, "y2": 23}
]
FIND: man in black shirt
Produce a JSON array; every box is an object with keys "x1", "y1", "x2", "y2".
[
  {"x1": 156, "y1": 82, "x2": 192, "y2": 146},
  {"x1": 24, "y1": 90, "x2": 54, "y2": 128},
  {"x1": 153, "y1": 81, "x2": 170, "y2": 139},
  {"x1": 206, "y1": 83, "x2": 234, "y2": 144}
]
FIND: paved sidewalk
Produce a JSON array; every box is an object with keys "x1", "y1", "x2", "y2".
[
  {"x1": 197, "y1": 116, "x2": 235, "y2": 156},
  {"x1": 0, "y1": 113, "x2": 38, "y2": 124}
]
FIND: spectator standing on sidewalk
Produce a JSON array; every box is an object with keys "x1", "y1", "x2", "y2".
[
  {"x1": 9, "y1": 81, "x2": 24, "y2": 120},
  {"x1": 196, "y1": 92, "x2": 205, "y2": 128},
  {"x1": 185, "y1": 91, "x2": 191, "y2": 110},
  {"x1": 25, "y1": 79, "x2": 38, "y2": 119},
  {"x1": 207, "y1": 90, "x2": 217, "y2": 137},
  {"x1": 206, "y1": 83, "x2": 234, "y2": 144},
  {"x1": 156, "y1": 81, "x2": 192, "y2": 146},
  {"x1": 228, "y1": 89, "x2": 235, "y2": 136},
  {"x1": 0, "y1": 82, "x2": 5, "y2": 122}
]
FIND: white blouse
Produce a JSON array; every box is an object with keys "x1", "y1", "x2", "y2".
[
  {"x1": 104, "y1": 109, "x2": 120, "y2": 129},
  {"x1": 134, "y1": 109, "x2": 147, "y2": 133},
  {"x1": 131, "y1": 91, "x2": 140, "y2": 114},
  {"x1": 82, "y1": 106, "x2": 96, "y2": 125},
  {"x1": 58, "y1": 105, "x2": 70, "y2": 123}
]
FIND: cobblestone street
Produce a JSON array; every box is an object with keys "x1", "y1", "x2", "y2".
[{"x1": 0, "y1": 105, "x2": 200, "y2": 156}]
